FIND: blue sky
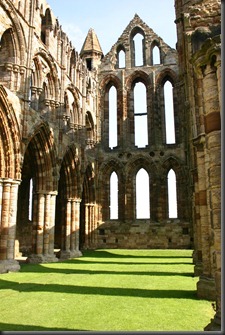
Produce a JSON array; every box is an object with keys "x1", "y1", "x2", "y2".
[{"x1": 47, "y1": 0, "x2": 177, "y2": 54}]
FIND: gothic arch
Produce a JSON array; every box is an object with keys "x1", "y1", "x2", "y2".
[
  {"x1": 32, "y1": 51, "x2": 60, "y2": 107},
  {"x1": 126, "y1": 71, "x2": 151, "y2": 147},
  {"x1": 99, "y1": 75, "x2": 123, "y2": 149},
  {"x1": 24, "y1": 122, "x2": 58, "y2": 192},
  {"x1": 0, "y1": 0, "x2": 26, "y2": 65},
  {"x1": 41, "y1": 8, "x2": 53, "y2": 45},
  {"x1": 151, "y1": 39, "x2": 162, "y2": 65},
  {"x1": 59, "y1": 144, "x2": 81, "y2": 199},
  {"x1": 130, "y1": 26, "x2": 146, "y2": 66},
  {"x1": 54, "y1": 144, "x2": 81, "y2": 253},
  {"x1": 116, "y1": 44, "x2": 126, "y2": 68},
  {"x1": 80, "y1": 163, "x2": 97, "y2": 249},
  {"x1": 64, "y1": 86, "x2": 80, "y2": 127},
  {"x1": 155, "y1": 68, "x2": 177, "y2": 87},
  {"x1": 0, "y1": 86, "x2": 21, "y2": 179},
  {"x1": 99, "y1": 159, "x2": 125, "y2": 221},
  {"x1": 126, "y1": 69, "x2": 151, "y2": 89},
  {"x1": 155, "y1": 69, "x2": 180, "y2": 144},
  {"x1": 162, "y1": 156, "x2": 189, "y2": 220},
  {"x1": 125, "y1": 156, "x2": 158, "y2": 220}
]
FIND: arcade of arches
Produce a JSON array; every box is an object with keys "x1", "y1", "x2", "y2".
[{"x1": 0, "y1": 0, "x2": 221, "y2": 330}]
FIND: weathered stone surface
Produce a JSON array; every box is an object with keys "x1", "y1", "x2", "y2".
[{"x1": 0, "y1": 0, "x2": 221, "y2": 329}]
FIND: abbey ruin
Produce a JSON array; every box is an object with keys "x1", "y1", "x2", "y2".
[{"x1": 0, "y1": 0, "x2": 221, "y2": 330}]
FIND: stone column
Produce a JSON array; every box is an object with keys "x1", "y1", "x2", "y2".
[
  {"x1": 0, "y1": 179, "x2": 20, "y2": 273},
  {"x1": 70, "y1": 199, "x2": 76, "y2": 251},
  {"x1": 200, "y1": 62, "x2": 221, "y2": 331},
  {"x1": 28, "y1": 191, "x2": 58, "y2": 263},
  {"x1": 7, "y1": 181, "x2": 20, "y2": 259},
  {"x1": 72, "y1": 199, "x2": 82, "y2": 257},
  {"x1": 48, "y1": 192, "x2": 57, "y2": 256},
  {"x1": 60, "y1": 198, "x2": 82, "y2": 259},
  {"x1": 85, "y1": 204, "x2": 90, "y2": 248}
]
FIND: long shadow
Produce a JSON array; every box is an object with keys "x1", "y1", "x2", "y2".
[
  {"x1": 0, "y1": 278, "x2": 197, "y2": 299},
  {"x1": 56, "y1": 259, "x2": 193, "y2": 266},
  {"x1": 0, "y1": 322, "x2": 88, "y2": 332},
  {"x1": 18, "y1": 264, "x2": 193, "y2": 277},
  {"x1": 81, "y1": 250, "x2": 192, "y2": 259}
]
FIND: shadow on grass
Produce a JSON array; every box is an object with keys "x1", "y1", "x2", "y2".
[
  {"x1": 81, "y1": 250, "x2": 192, "y2": 259},
  {"x1": 58, "y1": 259, "x2": 193, "y2": 265},
  {"x1": 19, "y1": 264, "x2": 193, "y2": 277},
  {"x1": 0, "y1": 278, "x2": 197, "y2": 299},
  {"x1": 0, "y1": 322, "x2": 88, "y2": 332}
]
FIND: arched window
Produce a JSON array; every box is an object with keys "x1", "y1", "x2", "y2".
[
  {"x1": 109, "y1": 86, "x2": 117, "y2": 148},
  {"x1": 41, "y1": 8, "x2": 53, "y2": 45},
  {"x1": 28, "y1": 178, "x2": 33, "y2": 221},
  {"x1": 164, "y1": 80, "x2": 175, "y2": 144},
  {"x1": 110, "y1": 172, "x2": 118, "y2": 219},
  {"x1": 118, "y1": 49, "x2": 125, "y2": 68},
  {"x1": 134, "y1": 82, "x2": 148, "y2": 147},
  {"x1": 152, "y1": 45, "x2": 161, "y2": 65},
  {"x1": 168, "y1": 169, "x2": 178, "y2": 218},
  {"x1": 136, "y1": 168, "x2": 150, "y2": 219},
  {"x1": 133, "y1": 33, "x2": 144, "y2": 66}
]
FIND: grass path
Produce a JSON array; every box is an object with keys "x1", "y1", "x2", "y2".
[{"x1": 0, "y1": 249, "x2": 214, "y2": 331}]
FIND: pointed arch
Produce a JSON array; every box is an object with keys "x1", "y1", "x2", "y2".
[
  {"x1": 99, "y1": 159, "x2": 124, "y2": 221},
  {"x1": 151, "y1": 40, "x2": 161, "y2": 65},
  {"x1": 130, "y1": 26, "x2": 146, "y2": 67},
  {"x1": 41, "y1": 8, "x2": 53, "y2": 45},
  {"x1": 99, "y1": 75, "x2": 122, "y2": 149},
  {"x1": 167, "y1": 169, "x2": 178, "y2": 218},
  {"x1": 86, "y1": 111, "x2": 95, "y2": 146},
  {"x1": 0, "y1": 86, "x2": 21, "y2": 179},
  {"x1": 109, "y1": 85, "x2": 117, "y2": 148},
  {"x1": 126, "y1": 71, "x2": 151, "y2": 147},
  {"x1": 110, "y1": 171, "x2": 118, "y2": 219},
  {"x1": 126, "y1": 156, "x2": 158, "y2": 220},
  {"x1": 116, "y1": 45, "x2": 126, "y2": 68},
  {"x1": 156, "y1": 69, "x2": 178, "y2": 144},
  {"x1": 136, "y1": 168, "x2": 150, "y2": 218},
  {"x1": 0, "y1": 0, "x2": 26, "y2": 65}
]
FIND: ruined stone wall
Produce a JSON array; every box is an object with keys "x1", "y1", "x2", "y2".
[
  {"x1": 0, "y1": 0, "x2": 97, "y2": 269},
  {"x1": 94, "y1": 14, "x2": 192, "y2": 250},
  {"x1": 174, "y1": 0, "x2": 221, "y2": 330}
]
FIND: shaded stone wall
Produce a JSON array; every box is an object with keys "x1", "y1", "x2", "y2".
[{"x1": 174, "y1": 0, "x2": 221, "y2": 330}]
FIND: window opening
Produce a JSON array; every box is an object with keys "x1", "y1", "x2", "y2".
[
  {"x1": 134, "y1": 82, "x2": 148, "y2": 147},
  {"x1": 136, "y1": 168, "x2": 150, "y2": 219},
  {"x1": 109, "y1": 86, "x2": 117, "y2": 148},
  {"x1": 152, "y1": 45, "x2": 160, "y2": 65},
  {"x1": 110, "y1": 171, "x2": 118, "y2": 219},
  {"x1": 28, "y1": 178, "x2": 33, "y2": 221},
  {"x1": 168, "y1": 169, "x2": 178, "y2": 218},
  {"x1": 164, "y1": 81, "x2": 175, "y2": 144},
  {"x1": 133, "y1": 33, "x2": 144, "y2": 66},
  {"x1": 86, "y1": 58, "x2": 92, "y2": 71},
  {"x1": 118, "y1": 49, "x2": 125, "y2": 68}
]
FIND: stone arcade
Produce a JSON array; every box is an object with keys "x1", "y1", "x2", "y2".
[{"x1": 0, "y1": 0, "x2": 221, "y2": 330}]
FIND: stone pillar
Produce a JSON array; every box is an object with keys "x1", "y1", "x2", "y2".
[
  {"x1": 49, "y1": 193, "x2": 57, "y2": 255},
  {"x1": 73, "y1": 199, "x2": 82, "y2": 257},
  {"x1": 200, "y1": 62, "x2": 221, "y2": 331},
  {"x1": 85, "y1": 204, "x2": 90, "y2": 248},
  {"x1": 70, "y1": 199, "x2": 76, "y2": 251},
  {"x1": 0, "y1": 179, "x2": 20, "y2": 273},
  {"x1": 60, "y1": 198, "x2": 82, "y2": 259},
  {"x1": 194, "y1": 64, "x2": 221, "y2": 330},
  {"x1": 27, "y1": 191, "x2": 58, "y2": 263}
]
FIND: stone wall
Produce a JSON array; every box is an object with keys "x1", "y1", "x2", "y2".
[{"x1": 97, "y1": 220, "x2": 192, "y2": 249}]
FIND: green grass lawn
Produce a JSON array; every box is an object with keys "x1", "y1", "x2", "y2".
[{"x1": 0, "y1": 249, "x2": 215, "y2": 331}]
